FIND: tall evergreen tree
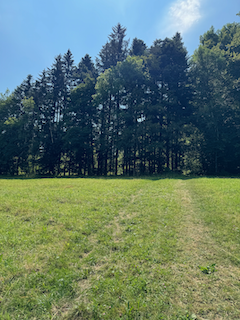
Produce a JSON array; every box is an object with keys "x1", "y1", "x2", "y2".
[
  {"x1": 63, "y1": 49, "x2": 76, "y2": 92},
  {"x1": 148, "y1": 33, "x2": 191, "y2": 171},
  {"x1": 64, "y1": 76, "x2": 96, "y2": 175},
  {"x1": 96, "y1": 23, "x2": 129, "y2": 72},
  {"x1": 38, "y1": 54, "x2": 68, "y2": 174},
  {"x1": 77, "y1": 54, "x2": 98, "y2": 82},
  {"x1": 0, "y1": 91, "x2": 19, "y2": 174}
]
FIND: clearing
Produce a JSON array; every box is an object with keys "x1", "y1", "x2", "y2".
[{"x1": 0, "y1": 176, "x2": 240, "y2": 319}]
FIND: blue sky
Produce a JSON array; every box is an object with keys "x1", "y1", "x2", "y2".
[{"x1": 0, "y1": 0, "x2": 239, "y2": 93}]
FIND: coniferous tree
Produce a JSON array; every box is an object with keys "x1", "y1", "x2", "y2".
[
  {"x1": 96, "y1": 23, "x2": 129, "y2": 72},
  {"x1": 8, "y1": 76, "x2": 37, "y2": 174},
  {"x1": 38, "y1": 54, "x2": 68, "y2": 174},
  {"x1": 63, "y1": 49, "x2": 76, "y2": 92},
  {"x1": 64, "y1": 76, "x2": 96, "y2": 175},
  {"x1": 148, "y1": 33, "x2": 191, "y2": 171},
  {"x1": 33, "y1": 70, "x2": 52, "y2": 173},
  {"x1": 77, "y1": 54, "x2": 98, "y2": 82},
  {"x1": 94, "y1": 24, "x2": 129, "y2": 174},
  {"x1": 94, "y1": 67, "x2": 117, "y2": 175},
  {"x1": 130, "y1": 38, "x2": 147, "y2": 56},
  {"x1": 0, "y1": 91, "x2": 19, "y2": 174},
  {"x1": 3, "y1": 20, "x2": 240, "y2": 176}
]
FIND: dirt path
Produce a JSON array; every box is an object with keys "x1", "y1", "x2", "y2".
[{"x1": 171, "y1": 180, "x2": 240, "y2": 320}]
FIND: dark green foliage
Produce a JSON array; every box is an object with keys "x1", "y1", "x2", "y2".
[
  {"x1": 96, "y1": 23, "x2": 129, "y2": 72},
  {"x1": 130, "y1": 38, "x2": 147, "y2": 56},
  {"x1": 77, "y1": 54, "x2": 98, "y2": 82},
  {"x1": 147, "y1": 33, "x2": 192, "y2": 172},
  {"x1": 1, "y1": 21, "x2": 240, "y2": 176},
  {"x1": 38, "y1": 55, "x2": 66, "y2": 174},
  {"x1": 64, "y1": 76, "x2": 96, "y2": 175},
  {"x1": 191, "y1": 22, "x2": 240, "y2": 174}
]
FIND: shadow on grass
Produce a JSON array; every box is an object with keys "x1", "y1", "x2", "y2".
[{"x1": 1, "y1": 172, "x2": 239, "y2": 181}]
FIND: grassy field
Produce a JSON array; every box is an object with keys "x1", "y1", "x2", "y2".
[{"x1": 0, "y1": 176, "x2": 240, "y2": 319}]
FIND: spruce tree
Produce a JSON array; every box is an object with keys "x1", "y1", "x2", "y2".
[
  {"x1": 148, "y1": 33, "x2": 191, "y2": 172},
  {"x1": 96, "y1": 23, "x2": 129, "y2": 72}
]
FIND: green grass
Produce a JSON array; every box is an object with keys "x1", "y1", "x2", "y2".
[{"x1": 0, "y1": 176, "x2": 240, "y2": 319}]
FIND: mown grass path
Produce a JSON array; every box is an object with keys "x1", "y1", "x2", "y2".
[
  {"x1": 174, "y1": 179, "x2": 240, "y2": 320},
  {"x1": 0, "y1": 177, "x2": 240, "y2": 319}
]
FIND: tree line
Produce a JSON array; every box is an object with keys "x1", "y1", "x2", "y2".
[{"x1": 1, "y1": 18, "x2": 240, "y2": 176}]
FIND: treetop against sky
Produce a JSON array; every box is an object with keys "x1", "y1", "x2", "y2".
[{"x1": 0, "y1": 0, "x2": 239, "y2": 93}]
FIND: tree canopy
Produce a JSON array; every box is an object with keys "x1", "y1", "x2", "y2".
[{"x1": 1, "y1": 20, "x2": 240, "y2": 176}]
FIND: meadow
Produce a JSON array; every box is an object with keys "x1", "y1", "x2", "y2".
[{"x1": 0, "y1": 176, "x2": 240, "y2": 319}]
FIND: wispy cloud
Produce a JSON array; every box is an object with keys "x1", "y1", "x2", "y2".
[{"x1": 165, "y1": 0, "x2": 202, "y2": 35}]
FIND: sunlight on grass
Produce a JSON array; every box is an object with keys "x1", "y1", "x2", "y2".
[{"x1": 0, "y1": 176, "x2": 240, "y2": 319}]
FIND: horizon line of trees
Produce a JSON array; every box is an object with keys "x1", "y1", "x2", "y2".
[{"x1": 1, "y1": 15, "x2": 240, "y2": 176}]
